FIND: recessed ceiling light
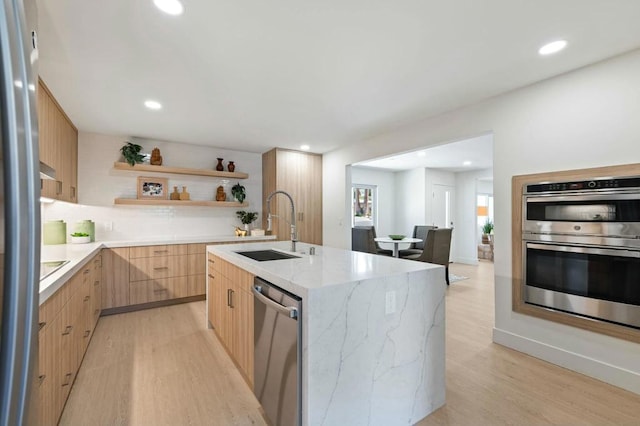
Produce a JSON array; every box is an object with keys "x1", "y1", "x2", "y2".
[
  {"x1": 153, "y1": 0, "x2": 184, "y2": 15},
  {"x1": 538, "y1": 40, "x2": 567, "y2": 56},
  {"x1": 144, "y1": 100, "x2": 162, "y2": 110},
  {"x1": 463, "y1": 161, "x2": 472, "y2": 166},
  {"x1": 417, "y1": 151, "x2": 426, "y2": 157},
  {"x1": 300, "y1": 145, "x2": 310, "y2": 151}
]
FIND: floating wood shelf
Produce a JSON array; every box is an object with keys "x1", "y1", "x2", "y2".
[
  {"x1": 113, "y1": 162, "x2": 249, "y2": 179},
  {"x1": 114, "y1": 198, "x2": 248, "y2": 207}
]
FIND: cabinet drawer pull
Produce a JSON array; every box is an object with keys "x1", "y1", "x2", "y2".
[
  {"x1": 153, "y1": 250, "x2": 169, "y2": 254},
  {"x1": 71, "y1": 186, "x2": 76, "y2": 199},
  {"x1": 208, "y1": 274, "x2": 214, "y2": 279},
  {"x1": 84, "y1": 330, "x2": 91, "y2": 338},
  {"x1": 61, "y1": 325, "x2": 73, "y2": 336},
  {"x1": 84, "y1": 295, "x2": 91, "y2": 302},
  {"x1": 83, "y1": 269, "x2": 90, "y2": 275},
  {"x1": 153, "y1": 266, "x2": 169, "y2": 271},
  {"x1": 38, "y1": 321, "x2": 46, "y2": 330},
  {"x1": 208, "y1": 258, "x2": 215, "y2": 263},
  {"x1": 227, "y1": 289, "x2": 231, "y2": 307},
  {"x1": 153, "y1": 288, "x2": 168, "y2": 293},
  {"x1": 38, "y1": 374, "x2": 46, "y2": 386},
  {"x1": 61, "y1": 373, "x2": 72, "y2": 387},
  {"x1": 56, "y1": 180, "x2": 62, "y2": 195},
  {"x1": 228, "y1": 289, "x2": 235, "y2": 309},
  {"x1": 94, "y1": 280, "x2": 100, "y2": 286}
]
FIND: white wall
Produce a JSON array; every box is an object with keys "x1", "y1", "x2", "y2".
[
  {"x1": 323, "y1": 48, "x2": 640, "y2": 394},
  {"x1": 351, "y1": 167, "x2": 396, "y2": 236},
  {"x1": 454, "y1": 168, "x2": 493, "y2": 264},
  {"x1": 43, "y1": 132, "x2": 263, "y2": 242},
  {"x1": 394, "y1": 168, "x2": 426, "y2": 237}
]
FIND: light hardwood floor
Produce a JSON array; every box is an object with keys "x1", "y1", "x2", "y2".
[{"x1": 61, "y1": 261, "x2": 640, "y2": 425}]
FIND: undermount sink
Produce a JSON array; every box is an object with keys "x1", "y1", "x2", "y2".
[
  {"x1": 235, "y1": 249, "x2": 301, "y2": 262},
  {"x1": 40, "y1": 260, "x2": 70, "y2": 280}
]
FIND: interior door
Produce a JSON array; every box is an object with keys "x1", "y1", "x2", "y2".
[{"x1": 432, "y1": 184, "x2": 455, "y2": 259}]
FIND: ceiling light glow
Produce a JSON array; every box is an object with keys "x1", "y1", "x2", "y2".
[
  {"x1": 144, "y1": 100, "x2": 162, "y2": 110},
  {"x1": 463, "y1": 161, "x2": 472, "y2": 166},
  {"x1": 153, "y1": 0, "x2": 184, "y2": 15},
  {"x1": 300, "y1": 145, "x2": 310, "y2": 151},
  {"x1": 538, "y1": 40, "x2": 567, "y2": 56}
]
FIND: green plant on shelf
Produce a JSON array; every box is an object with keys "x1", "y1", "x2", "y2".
[
  {"x1": 70, "y1": 232, "x2": 89, "y2": 237},
  {"x1": 231, "y1": 183, "x2": 246, "y2": 203},
  {"x1": 120, "y1": 141, "x2": 145, "y2": 166}
]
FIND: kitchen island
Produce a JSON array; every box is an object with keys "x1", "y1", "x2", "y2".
[{"x1": 207, "y1": 241, "x2": 446, "y2": 426}]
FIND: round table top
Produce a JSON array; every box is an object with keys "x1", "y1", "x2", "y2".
[{"x1": 374, "y1": 237, "x2": 422, "y2": 243}]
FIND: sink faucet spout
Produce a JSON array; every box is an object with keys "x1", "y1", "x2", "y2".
[{"x1": 266, "y1": 190, "x2": 297, "y2": 252}]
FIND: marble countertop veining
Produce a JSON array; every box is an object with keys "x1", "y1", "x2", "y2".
[
  {"x1": 39, "y1": 234, "x2": 276, "y2": 305},
  {"x1": 207, "y1": 240, "x2": 439, "y2": 297}
]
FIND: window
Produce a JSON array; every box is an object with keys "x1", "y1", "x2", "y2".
[{"x1": 352, "y1": 185, "x2": 376, "y2": 227}]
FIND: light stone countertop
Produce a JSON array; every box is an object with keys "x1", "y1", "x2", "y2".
[
  {"x1": 39, "y1": 234, "x2": 276, "y2": 305},
  {"x1": 207, "y1": 240, "x2": 446, "y2": 425},
  {"x1": 206, "y1": 240, "x2": 439, "y2": 297}
]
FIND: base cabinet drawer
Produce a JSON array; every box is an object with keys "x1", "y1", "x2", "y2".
[
  {"x1": 130, "y1": 276, "x2": 189, "y2": 304},
  {"x1": 129, "y1": 255, "x2": 190, "y2": 282}
]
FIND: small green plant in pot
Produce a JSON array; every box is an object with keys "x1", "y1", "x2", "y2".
[
  {"x1": 231, "y1": 183, "x2": 246, "y2": 203},
  {"x1": 236, "y1": 211, "x2": 258, "y2": 233},
  {"x1": 120, "y1": 142, "x2": 145, "y2": 166},
  {"x1": 481, "y1": 219, "x2": 494, "y2": 244}
]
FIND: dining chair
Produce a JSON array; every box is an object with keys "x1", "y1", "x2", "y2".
[
  {"x1": 351, "y1": 226, "x2": 393, "y2": 256},
  {"x1": 403, "y1": 228, "x2": 453, "y2": 285},
  {"x1": 398, "y1": 225, "x2": 436, "y2": 257}
]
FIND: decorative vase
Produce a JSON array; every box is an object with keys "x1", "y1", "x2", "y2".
[
  {"x1": 216, "y1": 158, "x2": 224, "y2": 171},
  {"x1": 244, "y1": 223, "x2": 250, "y2": 232},
  {"x1": 179, "y1": 186, "x2": 190, "y2": 201},
  {"x1": 150, "y1": 147, "x2": 163, "y2": 165},
  {"x1": 228, "y1": 161, "x2": 235, "y2": 172},
  {"x1": 481, "y1": 234, "x2": 490, "y2": 244},
  {"x1": 170, "y1": 186, "x2": 180, "y2": 200}
]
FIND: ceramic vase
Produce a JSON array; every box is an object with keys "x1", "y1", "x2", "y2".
[
  {"x1": 216, "y1": 158, "x2": 224, "y2": 171},
  {"x1": 228, "y1": 161, "x2": 235, "y2": 172}
]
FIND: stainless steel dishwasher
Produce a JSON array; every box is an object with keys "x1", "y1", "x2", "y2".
[{"x1": 252, "y1": 277, "x2": 302, "y2": 426}]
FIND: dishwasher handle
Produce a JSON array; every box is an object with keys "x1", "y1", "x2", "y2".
[{"x1": 252, "y1": 285, "x2": 299, "y2": 319}]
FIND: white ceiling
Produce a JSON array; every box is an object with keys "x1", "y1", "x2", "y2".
[
  {"x1": 354, "y1": 133, "x2": 493, "y2": 172},
  {"x1": 37, "y1": 1, "x2": 640, "y2": 154}
]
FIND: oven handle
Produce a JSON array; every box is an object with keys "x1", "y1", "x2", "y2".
[
  {"x1": 526, "y1": 242, "x2": 640, "y2": 258},
  {"x1": 525, "y1": 192, "x2": 640, "y2": 203}
]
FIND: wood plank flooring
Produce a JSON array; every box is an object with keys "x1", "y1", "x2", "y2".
[{"x1": 61, "y1": 261, "x2": 640, "y2": 425}]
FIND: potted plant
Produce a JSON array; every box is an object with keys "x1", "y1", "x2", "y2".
[
  {"x1": 481, "y1": 219, "x2": 494, "y2": 244},
  {"x1": 120, "y1": 141, "x2": 145, "y2": 166},
  {"x1": 231, "y1": 183, "x2": 246, "y2": 203},
  {"x1": 236, "y1": 210, "x2": 258, "y2": 232},
  {"x1": 70, "y1": 232, "x2": 90, "y2": 244}
]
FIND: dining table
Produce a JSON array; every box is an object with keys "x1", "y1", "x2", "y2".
[{"x1": 374, "y1": 237, "x2": 422, "y2": 258}]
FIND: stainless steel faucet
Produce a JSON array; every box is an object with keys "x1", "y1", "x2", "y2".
[{"x1": 266, "y1": 190, "x2": 297, "y2": 252}]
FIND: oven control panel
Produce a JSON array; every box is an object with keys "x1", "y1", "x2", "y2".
[{"x1": 526, "y1": 177, "x2": 640, "y2": 193}]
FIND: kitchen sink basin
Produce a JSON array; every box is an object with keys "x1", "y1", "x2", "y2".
[
  {"x1": 40, "y1": 260, "x2": 70, "y2": 280},
  {"x1": 235, "y1": 249, "x2": 300, "y2": 262}
]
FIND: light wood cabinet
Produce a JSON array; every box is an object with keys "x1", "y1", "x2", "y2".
[
  {"x1": 102, "y1": 243, "x2": 208, "y2": 312},
  {"x1": 38, "y1": 252, "x2": 102, "y2": 426},
  {"x1": 37, "y1": 78, "x2": 78, "y2": 203},
  {"x1": 206, "y1": 253, "x2": 254, "y2": 385},
  {"x1": 262, "y1": 148, "x2": 322, "y2": 245}
]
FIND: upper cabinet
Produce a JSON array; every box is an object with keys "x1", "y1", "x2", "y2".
[
  {"x1": 37, "y1": 78, "x2": 78, "y2": 203},
  {"x1": 262, "y1": 148, "x2": 322, "y2": 245}
]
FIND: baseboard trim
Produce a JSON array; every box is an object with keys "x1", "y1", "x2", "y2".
[
  {"x1": 493, "y1": 327, "x2": 640, "y2": 395},
  {"x1": 452, "y1": 256, "x2": 478, "y2": 266}
]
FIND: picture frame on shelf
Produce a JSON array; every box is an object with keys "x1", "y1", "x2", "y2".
[{"x1": 137, "y1": 176, "x2": 169, "y2": 199}]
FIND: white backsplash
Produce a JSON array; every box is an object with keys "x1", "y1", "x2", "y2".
[{"x1": 42, "y1": 132, "x2": 264, "y2": 243}]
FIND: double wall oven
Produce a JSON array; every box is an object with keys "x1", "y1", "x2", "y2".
[{"x1": 522, "y1": 176, "x2": 640, "y2": 329}]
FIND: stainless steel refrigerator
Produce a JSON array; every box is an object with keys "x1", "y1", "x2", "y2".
[{"x1": 0, "y1": 0, "x2": 42, "y2": 424}]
